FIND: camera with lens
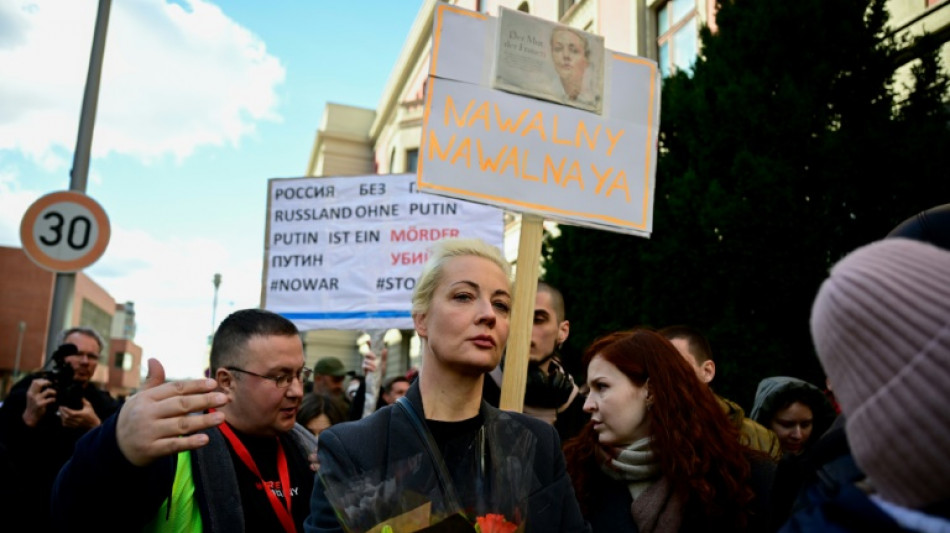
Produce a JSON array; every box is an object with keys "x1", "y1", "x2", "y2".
[
  {"x1": 524, "y1": 359, "x2": 575, "y2": 408},
  {"x1": 41, "y1": 343, "x2": 86, "y2": 410}
]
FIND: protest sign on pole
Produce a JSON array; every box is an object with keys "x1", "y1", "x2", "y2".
[
  {"x1": 419, "y1": 5, "x2": 661, "y2": 412},
  {"x1": 261, "y1": 173, "x2": 505, "y2": 332}
]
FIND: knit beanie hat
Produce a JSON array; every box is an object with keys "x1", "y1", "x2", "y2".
[{"x1": 810, "y1": 238, "x2": 950, "y2": 509}]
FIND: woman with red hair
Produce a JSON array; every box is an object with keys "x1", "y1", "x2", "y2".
[{"x1": 564, "y1": 329, "x2": 775, "y2": 532}]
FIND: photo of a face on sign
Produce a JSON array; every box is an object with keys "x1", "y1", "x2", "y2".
[{"x1": 492, "y1": 7, "x2": 604, "y2": 114}]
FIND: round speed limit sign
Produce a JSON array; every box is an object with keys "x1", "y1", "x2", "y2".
[{"x1": 19, "y1": 190, "x2": 111, "y2": 273}]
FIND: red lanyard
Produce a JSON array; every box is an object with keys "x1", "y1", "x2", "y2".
[{"x1": 215, "y1": 415, "x2": 296, "y2": 533}]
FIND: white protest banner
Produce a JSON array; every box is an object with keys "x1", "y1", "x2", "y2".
[
  {"x1": 419, "y1": 4, "x2": 660, "y2": 238},
  {"x1": 262, "y1": 174, "x2": 504, "y2": 331}
]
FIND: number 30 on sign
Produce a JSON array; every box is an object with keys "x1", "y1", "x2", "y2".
[{"x1": 19, "y1": 191, "x2": 111, "y2": 273}]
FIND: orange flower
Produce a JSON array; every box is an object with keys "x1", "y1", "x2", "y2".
[{"x1": 474, "y1": 513, "x2": 518, "y2": 533}]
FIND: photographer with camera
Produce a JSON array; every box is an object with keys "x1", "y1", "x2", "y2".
[
  {"x1": 483, "y1": 281, "x2": 589, "y2": 444},
  {"x1": 0, "y1": 326, "x2": 117, "y2": 530}
]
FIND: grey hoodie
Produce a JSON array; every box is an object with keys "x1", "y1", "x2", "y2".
[{"x1": 750, "y1": 376, "x2": 835, "y2": 436}]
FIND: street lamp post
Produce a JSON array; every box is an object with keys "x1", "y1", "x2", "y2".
[
  {"x1": 211, "y1": 273, "x2": 222, "y2": 341},
  {"x1": 13, "y1": 321, "x2": 26, "y2": 381}
]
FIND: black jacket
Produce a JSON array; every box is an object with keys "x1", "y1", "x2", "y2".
[
  {"x1": 306, "y1": 381, "x2": 590, "y2": 532},
  {"x1": 779, "y1": 481, "x2": 947, "y2": 532},
  {"x1": 0, "y1": 373, "x2": 117, "y2": 530},
  {"x1": 51, "y1": 407, "x2": 318, "y2": 532}
]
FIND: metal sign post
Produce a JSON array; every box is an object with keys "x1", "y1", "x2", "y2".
[{"x1": 45, "y1": 0, "x2": 112, "y2": 360}]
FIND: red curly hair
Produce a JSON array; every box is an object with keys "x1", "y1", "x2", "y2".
[{"x1": 563, "y1": 329, "x2": 756, "y2": 528}]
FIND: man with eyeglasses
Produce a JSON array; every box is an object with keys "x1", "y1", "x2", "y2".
[
  {"x1": 51, "y1": 309, "x2": 318, "y2": 532},
  {"x1": 0, "y1": 326, "x2": 118, "y2": 530}
]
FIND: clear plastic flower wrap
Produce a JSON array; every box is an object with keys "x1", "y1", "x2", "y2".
[{"x1": 317, "y1": 408, "x2": 538, "y2": 532}]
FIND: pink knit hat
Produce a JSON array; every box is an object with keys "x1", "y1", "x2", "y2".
[{"x1": 810, "y1": 238, "x2": 950, "y2": 509}]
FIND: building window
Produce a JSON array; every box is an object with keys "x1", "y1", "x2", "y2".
[
  {"x1": 79, "y1": 299, "x2": 111, "y2": 354},
  {"x1": 114, "y1": 352, "x2": 132, "y2": 371},
  {"x1": 657, "y1": 0, "x2": 698, "y2": 77},
  {"x1": 406, "y1": 149, "x2": 419, "y2": 173}
]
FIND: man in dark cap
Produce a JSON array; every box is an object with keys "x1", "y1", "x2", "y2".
[{"x1": 312, "y1": 356, "x2": 348, "y2": 400}]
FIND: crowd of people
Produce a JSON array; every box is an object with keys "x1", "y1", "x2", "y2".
[{"x1": 1, "y1": 213, "x2": 948, "y2": 532}]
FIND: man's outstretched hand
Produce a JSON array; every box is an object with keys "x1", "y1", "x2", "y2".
[{"x1": 116, "y1": 358, "x2": 229, "y2": 466}]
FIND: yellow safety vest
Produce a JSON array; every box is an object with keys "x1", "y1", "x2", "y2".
[{"x1": 142, "y1": 451, "x2": 203, "y2": 532}]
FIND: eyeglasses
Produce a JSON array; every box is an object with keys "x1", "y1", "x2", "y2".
[{"x1": 225, "y1": 366, "x2": 313, "y2": 388}]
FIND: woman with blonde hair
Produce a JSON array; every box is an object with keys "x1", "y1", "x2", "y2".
[
  {"x1": 564, "y1": 328, "x2": 774, "y2": 532},
  {"x1": 306, "y1": 238, "x2": 588, "y2": 532}
]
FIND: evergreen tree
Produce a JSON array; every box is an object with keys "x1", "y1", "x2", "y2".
[{"x1": 542, "y1": 0, "x2": 950, "y2": 407}]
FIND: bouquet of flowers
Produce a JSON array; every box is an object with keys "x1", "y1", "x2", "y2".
[
  {"x1": 319, "y1": 410, "x2": 536, "y2": 532},
  {"x1": 474, "y1": 513, "x2": 520, "y2": 533}
]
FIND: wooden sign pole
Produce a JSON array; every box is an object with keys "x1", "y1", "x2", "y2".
[{"x1": 499, "y1": 214, "x2": 544, "y2": 412}]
